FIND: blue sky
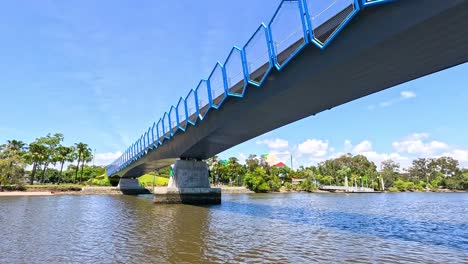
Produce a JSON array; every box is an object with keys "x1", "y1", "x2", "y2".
[{"x1": 1, "y1": 0, "x2": 467, "y2": 168}]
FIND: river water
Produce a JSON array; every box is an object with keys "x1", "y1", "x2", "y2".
[{"x1": 0, "y1": 193, "x2": 467, "y2": 263}]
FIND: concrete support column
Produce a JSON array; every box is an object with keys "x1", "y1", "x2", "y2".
[
  {"x1": 117, "y1": 178, "x2": 150, "y2": 195},
  {"x1": 153, "y1": 160, "x2": 221, "y2": 204}
]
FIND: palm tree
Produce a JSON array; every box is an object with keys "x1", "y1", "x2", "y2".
[
  {"x1": 0, "y1": 140, "x2": 26, "y2": 158},
  {"x1": 24, "y1": 142, "x2": 47, "y2": 185},
  {"x1": 55, "y1": 146, "x2": 75, "y2": 184},
  {"x1": 74, "y1": 143, "x2": 88, "y2": 183},
  {"x1": 79, "y1": 147, "x2": 93, "y2": 183}
]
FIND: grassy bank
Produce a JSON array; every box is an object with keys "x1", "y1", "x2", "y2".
[
  {"x1": 138, "y1": 174, "x2": 169, "y2": 187},
  {"x1": 25, "y1": 184, "x2": 83, "y2": 192}
]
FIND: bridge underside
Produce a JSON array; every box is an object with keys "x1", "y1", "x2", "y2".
[{"x1": 115, "y1": 0, "x2": 468, "y2": 178}]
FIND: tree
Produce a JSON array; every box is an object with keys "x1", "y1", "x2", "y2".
[
  {"x1": 0, "y1": 140, "x2": 27, "y2": 186},
  {"x1": 74, "y1": 142, "x2": 89, "y2": 183},
  {"x1": 407, "y1": 158, "x2": 430, "y2": 183},
  {"x1": 36, "y1": 133, "x2": 64, "y2": 183},
  {"x1": 429, "y1": 157, "x2": 459, "y2": 178},
  {"x1": 227, "y1": 157, "x2": 243, "y2": 186},
  {"x1": 380, "y1": 160, "x2": 400, "y2": 187},
  {"x1": 246, "y1": 154, "x2": 260, "y2": 172},
  {"x1": 54, "y1": 146, "x2": 76, "y2": 184},
  {"x1": 24, "y1": 142, "x2": 48, "y2": 185},
  {"x1": 0, "y1": 140, "x2": 27, "y2": 158},
  {"x1": 244, "y1": 167, "x2": 270, "y2": 192},
  {"x1": 337, "y1": 166, "x2": 351, "y2": 187},
  {"x1": 79, "y1": 146, "x2": 93, "y2": 183}
]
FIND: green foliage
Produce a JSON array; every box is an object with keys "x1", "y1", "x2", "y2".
[
  {"x1": 2, "y1": 133, "x2": 468, "y2": 192},
  {"x1": 0, "y1": 133, "x2": 96, "y2": 186},
  {"x1": 244, "y1": 168, "x2": 270, "y2": 192},
  {"x1": 88, "y1": 174, "x2": 111, "y2": 186},
  {"x1": 138, "y1": 174, "x2": 169, "y2": 187},
  {"x1": 208, "y1": 155, "x2": 245, "y2": 185},
  {"x1": 268, "y1": 175, "x2": 281, "y2": 192},
  {"x1": 0, "y1": 185, "x2": 26, "y2": 191},
  {"x1": 283, "y1": 182, "x2": 292, "y2": 191},
  {"x1": 393, "y1": 179, "x2": 416, "y2": 192},
  {"x1": 25, "y1": 184, "x2": 83, "y2": 191},
  {"x1": 444, "y1": 172, "x2": 468, "y2": 190}
]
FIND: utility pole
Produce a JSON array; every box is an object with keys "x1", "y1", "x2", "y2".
[{"x1": 290, "y1": 153, "x2": 293, "y2": 170}]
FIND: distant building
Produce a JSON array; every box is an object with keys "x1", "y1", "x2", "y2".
[
  {"x1": 291, "y1": 178, "x2": 305, "y2": 185},
  {"x1": 274, "y1": 162, "x2": 287, "y2": 168}
]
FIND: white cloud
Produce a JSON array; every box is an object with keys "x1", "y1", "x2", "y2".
[
  {"x1": 297, "y1": 139, "x2": 330, "y2": 158},
  {"x1": 370, "y1": 90, "x2": 417, "y2": 109},
  {"x1": 392, "y1": 133, "x2": 448, "y2": 156},
  {"x1": 343, "y1": 140, "x2": 409, "y2": 168},
  {"x1": 94, "y1": 152, "x2": 122, "y2": 166},
  {"x1": 379, "y1": 101, "x2": 393, "y2": 107},
  {"x1": 289, "y1": 133, "x2": 468, "y2": 169},
  {"x1": 294, "y1": 133, "x2": 468, "y2": 169},
  {"x1": 238, "y1": 152, "x2": 247, "y2": 165},
  {"x1": 358, "y1": 151, "x2": 410, "y2": 169},
  {"x1": 256, "y1": 138, "x2": 289, "y2": 150},
  {"x1": 353, "y1": 140, "x2": 373, "y2": 153},
  {"x1": 344, "y1": 139, "x2": 353, "y2": 153},
  {"x1": 441, "y1": 149, "x2": 468, "y2": 163},
  {"x1": 401, "y1": 90, "x2": 416, "y2": 99}
]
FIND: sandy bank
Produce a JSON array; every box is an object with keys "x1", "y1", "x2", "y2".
[{"x1": 0, "y1": 191, "x2": 53, "y2": 196}]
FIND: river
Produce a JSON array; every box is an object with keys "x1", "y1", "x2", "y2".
[{"x1": 1, "y1": 193, "x2": 467, "y2": 263}]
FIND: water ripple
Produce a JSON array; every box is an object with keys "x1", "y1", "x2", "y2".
[{"x1": 0, "y1": 193, "x2": 467, "y2": 263}]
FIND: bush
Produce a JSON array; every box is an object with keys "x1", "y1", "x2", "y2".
[
  {"x1": 268, "y1": 175, "x2": 281, "y2": 192},
  {"x1": 138, "y1": 174, "x2": 169, "y2": 187},
  {"x1": 0, "y1": 185, "x2": 26, "y2": 191},
  {"x1": 244, "y1": 168, "x2": 270, "y2": 193},
  {"x1": 393, "y1": 179, "x2": 414, "y2": 191},
  {"x1": 89, "y1": 177, "x2": 111, "y2": 186},
  {"x1": 25, "y1": 184, "x2": 83, "y2": 192},
  {"x1": 283, "y1": 182, "x2": 292, "y2": 191}
]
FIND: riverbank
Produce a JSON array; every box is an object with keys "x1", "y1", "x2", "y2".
[
  {"x1": 220, "y1": 186, "x2": 255, "y2": 194},
  {"x1": 0, "y1": 186, "x2": 255, "y2": 196},
  {"x1": 0, "y1": 191, "x2": 54, "y2": 196},
  {"x1": 1, "y1": 186, "x2": 465, "y2": 196}
]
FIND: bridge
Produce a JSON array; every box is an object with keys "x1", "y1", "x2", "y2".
[{"x1": 106, "y1": 0, "x2": 468, "y2": 204}]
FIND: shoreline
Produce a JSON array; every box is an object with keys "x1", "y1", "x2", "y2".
[{"x1": 0, "y1": 186, "x2": 466, "y2": 197}]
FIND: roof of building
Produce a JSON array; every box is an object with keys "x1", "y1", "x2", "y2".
[{"x1": 274, "y1": 162, "x2": 287, "y2": 168}]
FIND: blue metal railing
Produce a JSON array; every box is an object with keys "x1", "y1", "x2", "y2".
[{"x1": 106, "y1": 0, "x2": 394, "y2": 176}]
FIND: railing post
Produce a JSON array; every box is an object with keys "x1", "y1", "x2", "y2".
[
  {"x1": 206, "y1": 79, "x2": 213, "y2": 109},
  {"x1": 265, "y1": 25, "x2": 275, "y2": 68},
  {"x1": 240, "y1": 48, "x2": 249, "y2": 89},
  {"x1": 298, "y1": 0, "x2": 310, "y2": 44}
]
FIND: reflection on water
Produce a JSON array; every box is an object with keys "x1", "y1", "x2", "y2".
[{"x1": 0, "y1": 193, "x2": 467, "y2": 263}]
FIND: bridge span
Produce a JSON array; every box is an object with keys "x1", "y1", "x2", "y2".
[{"x1": 107, "y1": 0, "x2": 468, "y2": 203}]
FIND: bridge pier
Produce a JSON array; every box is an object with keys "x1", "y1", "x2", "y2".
[
  {"x1": 117, "y1": 178, "x2": 150, "y2": 195},
  {"x1": 153, "y1": 160, "x2": 221, "y2": 204}
]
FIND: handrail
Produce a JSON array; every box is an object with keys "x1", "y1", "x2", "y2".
[{"x1": 107, "y1": 0, "x2": 394, "y2": 177}]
